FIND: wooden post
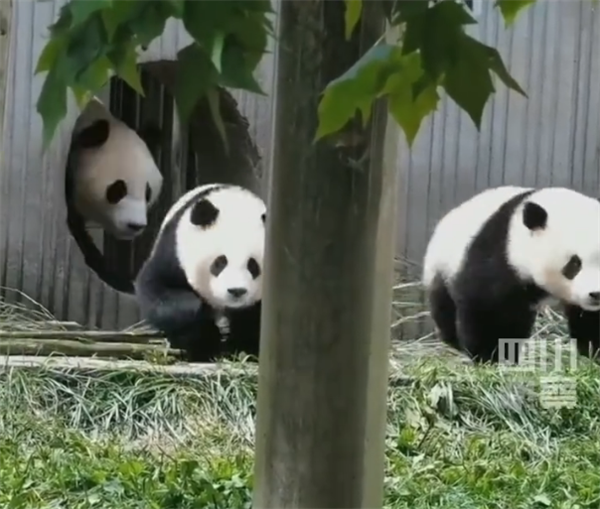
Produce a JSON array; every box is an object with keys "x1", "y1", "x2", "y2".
[{"x1": 253, "y1": 1, "x2": 398, "y2": 507}]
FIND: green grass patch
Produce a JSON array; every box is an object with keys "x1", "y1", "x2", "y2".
[
  {"x1": 1, "y1": 289, "x2": 598, "y2": 507},
  {"x1": 1, "y1": 353, "x2": 599, "y2": 508}
]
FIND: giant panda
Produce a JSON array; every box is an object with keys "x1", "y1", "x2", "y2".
[
  {"x1": 65, "y1": 97, "x2": 164, "y2": 293},
  {"x1": 134, "y1": 183, "x2": 266, "y2": 362},
  {"x1": 422, "y1": 186, "x2": 600, "y2": 364}
]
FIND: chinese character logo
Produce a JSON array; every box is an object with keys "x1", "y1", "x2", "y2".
[{"x1": 538, "y1": 375, "x2": 577, "y2": 409}]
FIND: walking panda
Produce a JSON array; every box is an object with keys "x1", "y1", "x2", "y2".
[
  {"x1": 66, "y1": 97, "x2": 163, "y2": 293},
  {"x1": 134, "y1": 183, "x2": 266, "y2": 362},
  {"x1": 422, "y1": 186, "x2": 600, "y2": 364}
]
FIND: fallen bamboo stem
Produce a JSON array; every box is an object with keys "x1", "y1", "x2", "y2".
[
  {"x1": 0, "y1": 338, "x2": 178, "y2": 359},
  {"x1": 0, "y1": 355, "x2": 415, "y2": 385},
  {"x1": 41, "y1": 321, "x2": 87, "y2": 330},
  {"x1": 0, "y1": 330, "x2": 164, "y2": 343}
]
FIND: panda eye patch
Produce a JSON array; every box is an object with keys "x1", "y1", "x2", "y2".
[
  {"x1": 247, "y1": 258, "x2": 261, "y2": 279},
  {"x1": 145, "y1": 183, "x2": 152, "y2": 203},
  {"x1": 106, "y1": 180, "x2": 128, "y2": 204},
  {"x1": 211, "y1": 255, "x2": 228, "y2": 276},
  {"x1": 562, "y1": 255, "x2": 582, "y2": 280}
]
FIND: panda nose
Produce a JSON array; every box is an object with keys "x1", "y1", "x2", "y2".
[
  {"x1": 127, "y1": 222, "x2": 145, "y2": 232},
  {"x1": 228, "y1": 287, "x2": 247, "y2": 298},
  {"x1": 589, "y1": 291, "x2": 600, "y2": 301}
]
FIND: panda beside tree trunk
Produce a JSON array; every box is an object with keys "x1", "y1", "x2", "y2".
[{"x1": 134, "y1": 183, "x2": 266, "y2": 362}]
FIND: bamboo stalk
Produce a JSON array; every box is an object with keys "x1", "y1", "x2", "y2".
[
  {"x1": 0, "y1": 354, "x2": 417, "y2": 385},
  {"x1": 0, "y1": 338, "x2": 178, "y2": 359},
  {"x1": 43, "y1": 321, "x2": 87, "y2": 330},
  {"x1": 0, "y1": 330, "x2": 164, "y2": 343}
]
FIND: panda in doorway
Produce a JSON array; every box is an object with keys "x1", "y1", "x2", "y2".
[
  {"x1": 66, "y1": 97, "x2": 164, "y2": 293},
  {"x1": 134, "y1": 183, "x2": 266, "y2": 362},
  {"x1": 422, "y1": 186, "x2": 600, "y2": 364}
]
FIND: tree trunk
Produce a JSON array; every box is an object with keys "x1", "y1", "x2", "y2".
[{"x1": 253, "y1": 1, "x2": 399, "y2": 507}]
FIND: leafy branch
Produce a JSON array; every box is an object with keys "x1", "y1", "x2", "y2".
[
  {"x1": 34, "y1": 0, "x2": 548, "y2": 149},
  {"x1": 330, "y1": 0, "x2": 600, "y2": 144},
  {"x1": 35, "y1": 0, "x2": 274, "y2": 149},
  {"x1": 316, "y1": 0, "x2": 536, "y2": 146}
]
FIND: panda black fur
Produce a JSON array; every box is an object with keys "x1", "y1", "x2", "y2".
[
  {"x1": 422, "y1": 186, "x2": 600, "y2": 364},
  {"x1": 66, "y1": 97, "x2": 163, "y2": 293},
  {"x1": 134, "y1": 183, "x2": 266, "y2": 362}
]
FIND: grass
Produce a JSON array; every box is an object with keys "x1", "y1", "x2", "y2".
[
  {"x1": 1, "y1": 351, "x2": 599, "y2": 508},
  {"x1": 0, "y1": 285, "x2": 599, "y2": 508}
]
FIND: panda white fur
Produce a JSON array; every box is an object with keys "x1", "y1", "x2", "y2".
[
  {"x1": 134, "y1": 183, "x2": 266, "y2": 362},
  {"x1": 67, "y1": 97, "x2": 163, "y2": 239},
  {"x1": 65, "y1": 97, "x2": 163, "y2": 293},
  {"x1": 422, "y1": 186, "x2": 600, "y2": 364}
]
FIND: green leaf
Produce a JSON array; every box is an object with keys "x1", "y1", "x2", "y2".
[
  {"x1": 241, "y1": 0, "x2": 275, "y2": 14},
  {"x1": 389, "y1": 78, "x2": 439, "y2": 147},
  {"x1": 182, "y1": 1, "x2": 237, "y2": 50},
  {"x1": 480, "y1": 42, "x2": 526, "y2": 96},
  {"x1": 206, "y1": 86, "x2": 229, "y2": 153},
  {"x1": 440, "y1": 33, "x2": 525, "y2": 128},
  {"x1": 390, "y1": 0, "x2": 429, "y2": 24},
  {"x1": 443, "y1": 36, "x2": 495, "y2": 128},
  {"x1": 37, "y1": 65, "x2": 68, "y2": 150},
  {"x1": 48, "y1": 4, "x2": 73, "y2": 37},
  {"x1": 101, "y1": 1, "x2": 142, "y2": 40},
  {"x1": 218, "y1": 36, "x2": 265, "y2": 94},
  {"x1": 211, "y1": 32, "x2": 226, "y2": 73},
  {"x1": 174, "y1": 43, "x2": 217, "y2": 124},
  {"x1": 495, "y1": 0, "x2": 536, "y2": 26},
  {"x1": 71, "y1": 85, "x2": 94, "y2": 110},
  {"x1": 108, "y1": 42, "x2": 144, "y2": 95},
  {"x1": 74, "y1": 55, "x2": 112, "y2": 94},
  {"x1": 129, "y1": 2, "x2": 171, "y2": 47},
  {"x1": 70, "y1": 0, "x2": 112, "y2": 27},
  {"x1": 101, "y1": 10, "x2": 119, "y2": 41},
  {"x1": 316, "y1": 43, "x2": 401, "y2": 141},
  {"x1": 169, "y1": 0, "x2": 185, "y2": 18},
  {"x1": 344, "y1": 0, "x2": 362, "y2": 40},
  {"x1": 64, "y1": 16, "x2": 109, "y2": 84},
  {"x1": 35, "y1": 36, "x2": 67, "y2": 74},
  {"x1": 229, "y1": 13, "x2": 270, "y2": 70},
  {"x1": 384, "y1": 53, "x2": 440, "y2": 146},
  {"x1": 402, "y1": 0, "x2": 476, "y2": 82}
]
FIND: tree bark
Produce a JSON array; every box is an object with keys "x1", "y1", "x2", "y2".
[{"x1": 253, "y1": 1, "x2": 398, "y2": 508}]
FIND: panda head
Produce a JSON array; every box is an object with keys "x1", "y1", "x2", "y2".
[
  {"x1": 176, "y1": 185, "x2": 267, "y2": 310},
  {"x1": 69, "y1": 114, "x2": 163, "y2": 241},
  {"x1": 511, "y1": 188, "x2": 600, "y2": 311}
]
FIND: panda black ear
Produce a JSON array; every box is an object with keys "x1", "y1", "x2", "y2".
[
  {"x1": 75, "y1": 119, "x2": 110, "y2": 149},
  {"x1": 190, "y1": 199, "x2": 219, "y2": 228},
  {"x1": 523, "y1": 202, "x2": 548, "y2": 231}
]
